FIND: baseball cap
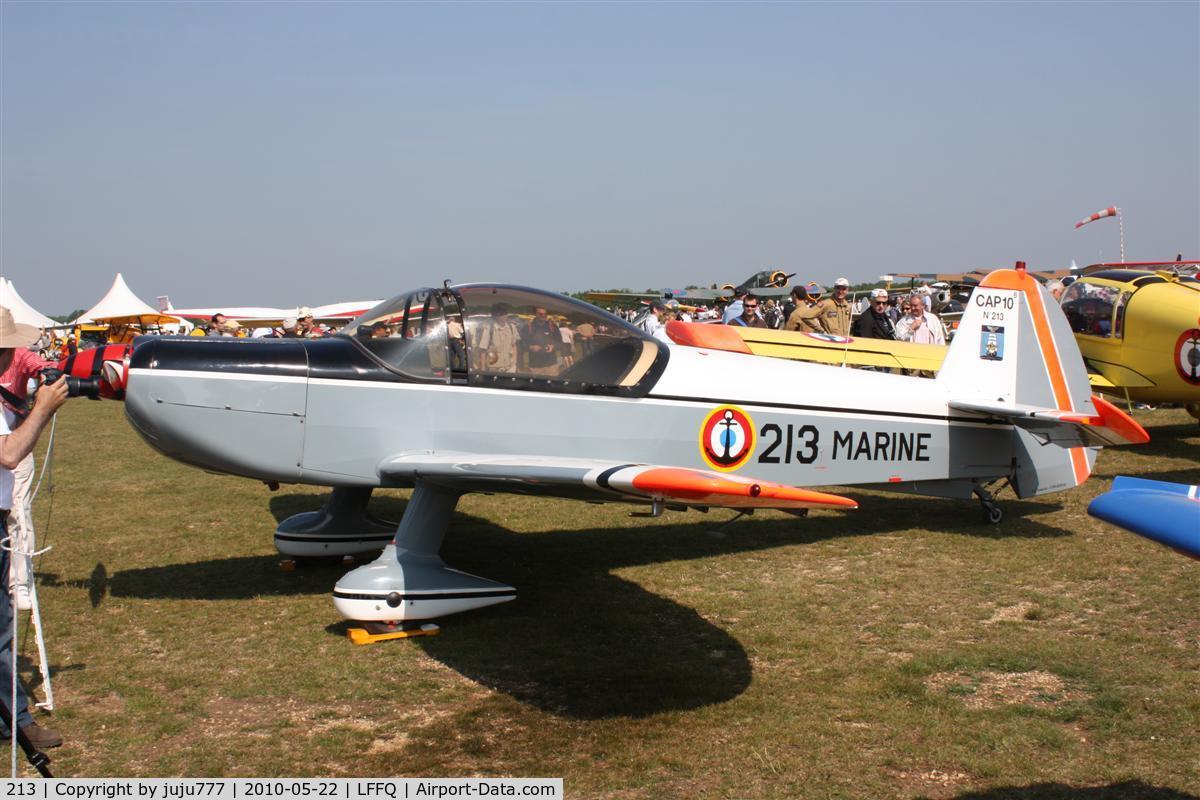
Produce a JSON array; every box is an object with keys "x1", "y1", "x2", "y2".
[
  {"x1": 834, "y1": 278, "x2": 850, "y2": 288},
  {"x1": 870, "y1": 288, "x2": 888, "y2": 300},
  {"x1": 283, "y1": 317, "x2": 298, "y2": 329},
  {"x1": 298, "y1": 306, "x2": 314, "y2": 317}
]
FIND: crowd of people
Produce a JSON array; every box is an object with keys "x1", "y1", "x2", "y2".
[
  {"x1": 626, "y1": 278, "x2": 951, "y2": 347},
  {"x1": 198, "y1": 307, "x2": 329, "y2": 339}
]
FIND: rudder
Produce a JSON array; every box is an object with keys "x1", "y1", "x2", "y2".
[{"x1": 936, "y1": 263, "x2": 1096, "y2": 496}]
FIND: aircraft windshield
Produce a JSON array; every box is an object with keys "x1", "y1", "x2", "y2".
[
  {"x1": 1061, "y1": 282, "x2": 1121, "y2": 338},
  {"x1": 341, "y1": 285, "x2": 666, "y2": 394},
  {"x1": 341, "y1": 289, "x2": 452, "y2": 380}
]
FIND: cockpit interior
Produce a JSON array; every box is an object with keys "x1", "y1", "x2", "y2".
[{"x1": 338, "y1": 284, "x2": 667, "y2": 396}]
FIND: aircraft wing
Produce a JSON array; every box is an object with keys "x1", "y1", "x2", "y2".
[
  {"x1": 668, "y1": 322, "x2": 1119, "y2": 390},
  {"x1": 667, "y1": 322, "x2": 947, "y2": 372},
  {"x1": 947, "y1": 394, "x2": 1149, "y2": 447},
  {"x1": 378, "y1": 453, "x2": 858, "y2": 511},
  {"x1": 584, "y1": 288, "x2": 727, "y2": 304},
  {"x1": 1088, "y1": 476, "x2": 1200, "y2": 559}
]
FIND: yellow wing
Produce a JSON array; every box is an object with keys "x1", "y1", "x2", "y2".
[{"x1": 665, "y1": 321, "x2": 1113, "y2": 390}]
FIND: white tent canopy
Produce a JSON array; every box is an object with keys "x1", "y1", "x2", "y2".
[
  {"x1": 0, "y1": 278, "x2": 57, "y2": 328},
  {"x1": 74, "y1": 273, "x2": 180, "y2": 326}
]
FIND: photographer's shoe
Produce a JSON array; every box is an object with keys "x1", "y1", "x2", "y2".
[
  {"x1": 12, "y1": 585, "x2": 31, "y2": 611},
  {"x1": 20, "y1": 722, "x2": 62, "y2": 749}
]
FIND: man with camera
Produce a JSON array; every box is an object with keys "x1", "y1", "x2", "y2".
[
  {"x1": 0, "y1": 307, "x2": 69, "y2": 749},
  {"x1": 0, "y1": 329, "x2": 55, "y2": 612}
]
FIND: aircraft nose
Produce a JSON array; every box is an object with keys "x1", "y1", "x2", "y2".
[{"x1": 123, "y1": 336, "x2": 309, "y2": 482}]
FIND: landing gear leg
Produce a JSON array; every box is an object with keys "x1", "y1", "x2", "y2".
[
  {"x1": 332, "y1": 481, "x2": 516, "y2": 637},
  {"x1": 274, "y1": 486, "x2": 397, "y2": 558},
  {"x1": 974, "y1": 486, "x2": 1003, "y2": 525}
]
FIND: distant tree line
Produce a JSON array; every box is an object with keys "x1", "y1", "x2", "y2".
[{"x1": 51, "y1": 309, "x2": 86, "y2": 323}]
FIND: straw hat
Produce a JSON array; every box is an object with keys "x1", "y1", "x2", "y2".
[{"x1": 0, "y1": 306, "x2": 39, "y2": 349}]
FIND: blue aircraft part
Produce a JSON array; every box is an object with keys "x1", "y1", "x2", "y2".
[{"x1": 1089, "y1": 476, "x2": 1200, "y2": 559}]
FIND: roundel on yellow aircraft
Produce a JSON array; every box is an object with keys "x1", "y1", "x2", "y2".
[
  {"x1": 1176, "y1": 328, "x2": 1200, "y2": 385},
  {"x1": 699, "y1": 405, "x2": 756, "y2": 472},
  {"x1": 768, "y1": 270, "x2": 789, "y2": 288}
]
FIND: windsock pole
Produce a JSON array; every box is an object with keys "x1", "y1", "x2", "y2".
[{"x1": 1118, "y1": 211, "x2": 1125, "y2": 262}]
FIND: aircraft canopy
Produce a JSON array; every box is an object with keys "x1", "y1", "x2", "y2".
[{"x1": 341, "y1": 284, "x2": 666, "y2": 395}]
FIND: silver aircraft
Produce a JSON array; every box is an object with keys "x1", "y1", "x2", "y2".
[{"x1": 123, "y1": 264, "x2": 1147, "y2": 633}]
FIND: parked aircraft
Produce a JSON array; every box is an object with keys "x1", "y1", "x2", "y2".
[
  {"x1": 163, "y1": 300, "x2": 381, "y2": 330},
  {"x1": 1061, "y1": 263, "x2": 1200, "y2": 419},
  {"x1": 1089, "y1": 476, "x2": 1199, "y2": 559},
  {"x1": 121, "y1": 264, "x2": 1146, "y2": 639},
  {"x1": 584, "y1": 269, "x2": 797, "y2": 305}
]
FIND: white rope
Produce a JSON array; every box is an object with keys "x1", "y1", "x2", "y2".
[
  {"x1": 28, "y1": 414, "x2": 55, "y2": 506},
  {"x1": 23, "y1": 414, "x2": 56, "y2": 712}
]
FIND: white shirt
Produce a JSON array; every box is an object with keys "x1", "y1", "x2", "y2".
[{"x1": 895, "y1": 311, "x2": 946, "y2": 345}]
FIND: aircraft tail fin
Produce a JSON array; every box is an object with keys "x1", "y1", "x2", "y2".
[{"x1": 935, "y1": 262, "x2": 1145, "y2": 497}]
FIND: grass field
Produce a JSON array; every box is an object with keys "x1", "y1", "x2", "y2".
[{"x1": 12, "y1": 399, "x2": 1200, "y2": 796}]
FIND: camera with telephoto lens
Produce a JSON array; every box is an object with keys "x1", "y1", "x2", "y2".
[{"x1": 40, "y1": 368, "x2": 101, "y2": 399}]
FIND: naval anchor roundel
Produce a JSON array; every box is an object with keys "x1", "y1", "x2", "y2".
[
  {"x1": 700, "y1": 405, "x2": 756, "y2": 472},
  {"x1": 1176, "y1": 328, "x2": 1200, "y2": 385}
]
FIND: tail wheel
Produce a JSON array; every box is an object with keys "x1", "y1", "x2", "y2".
[
  {"x1": 1186, "y1": 403, "x2": 1200, "y2": 422},
  {"x1": 768, "y1": 270, "x2": 788, "y2": 288}
]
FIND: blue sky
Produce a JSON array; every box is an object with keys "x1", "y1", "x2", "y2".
[{"x1": 2, "y1": 1, "x2": 1197, "y2": 314}]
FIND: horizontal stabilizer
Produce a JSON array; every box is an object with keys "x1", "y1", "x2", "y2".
[
  {"x1": 379, "y1": 453, "x2": 857, "y2": 511},
  {"x1": 948, "y1": 394, "x2": 1149, "y2": 447},
  {"x1": 1089, "y1": 476, "x2": 1200, "y2": 559}
]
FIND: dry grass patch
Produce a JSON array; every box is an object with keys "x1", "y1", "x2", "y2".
[
  {"x1": 886, "y1": 766, "x2": 973, "y2": 800},
  {"x1": 984, "y1": 600, "x2": 1042, "y2": 624},
  {"x1": 925, "y1": 669, "x2": 1091, "y2": 710}
]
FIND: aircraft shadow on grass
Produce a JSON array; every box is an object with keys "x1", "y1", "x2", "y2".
[
  {"x1": 1131, "y1": 422, "x2": 1200, "y2": 461},
  {"x1": 103, "y1": 492, "x2": 1067, "y2": 719},
  {"x1": 952, "y1": 781, "x2": 1197, "y2": 800}
]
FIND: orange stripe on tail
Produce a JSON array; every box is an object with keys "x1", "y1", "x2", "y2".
[{"x1": 981, "y1": 267, "x2": 1091, "y2": 485}]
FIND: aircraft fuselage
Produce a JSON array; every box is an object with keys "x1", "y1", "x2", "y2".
[{"x1": 126, "y1": 336, "x2": 1014, "y2": 502}]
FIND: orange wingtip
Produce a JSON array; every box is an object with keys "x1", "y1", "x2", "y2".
[
  {"x1": 665, "y1": 321, "x2": 753, "y2": 354},
  {"x1": 1090, "y1": 395, "x2": 1151, "y2": 444},
  {"x1": 630, "y1": 467, "x2": 858, "y2": 510}
]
